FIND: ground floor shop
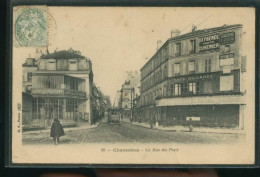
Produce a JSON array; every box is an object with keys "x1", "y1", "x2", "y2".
[
  {"x1": 22, "y1": 96, "x2": 91, "y2": 125},
  {"x1": 138, "y1": 104, "x2": 245, "y2": 129},
  {"x1": 32, "y1": 97, "x2": 87, "y2": 120}
]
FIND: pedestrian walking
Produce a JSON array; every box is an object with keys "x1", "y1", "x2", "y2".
[{"x1": 50, "y1": 119, "x2": 65, "y2": 145}]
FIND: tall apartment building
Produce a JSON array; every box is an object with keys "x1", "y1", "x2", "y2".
[{"x1": 139, "y1": 24, "x2": 246, "y2": 129}]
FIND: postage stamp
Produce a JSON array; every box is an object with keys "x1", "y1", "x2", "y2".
[{"x1": 14, "y1": 6, "x2": 47, "y2": 47}]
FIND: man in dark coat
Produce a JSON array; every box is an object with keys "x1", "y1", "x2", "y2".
[{"x1": 50, "y1": 119, "x2": 65, "y2": 145}]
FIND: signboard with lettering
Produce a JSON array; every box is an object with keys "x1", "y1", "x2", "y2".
[
  {"x1": 170, "y1": 74, "x2": 213, "y2": 83},
  {"x1": 220, "y1": 32, "x2": 235, "y2": 45},
  {"x1": 241, "y1": 56, "x2": 247, "y2": 72},
  {"x1": 198, "y1": 34, "x2": 220, "y2": 52},
  {"x1": 32, "y1": 89, "x2": 86, "y2": 98},
  {"x1": 219, "y1": 53, "x2": 235, "y2": 66}
]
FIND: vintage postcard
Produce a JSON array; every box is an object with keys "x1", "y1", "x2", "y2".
[{"x1": 11, "y1": 6, "x2": 256, "y2": 165}]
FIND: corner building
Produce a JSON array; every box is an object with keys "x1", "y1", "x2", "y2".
[
  {"x1": 30, "y1": 55, "x2": 94, "y2": 125},
  {"x1": 139, "y1": 24, "x2": 246, "y2": 129}
]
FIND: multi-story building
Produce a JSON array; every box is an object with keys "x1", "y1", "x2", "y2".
[
  {"x1": 139, "y1": 24, "x2": 246, "y2": 129},
  {"x1": 120, "y1": 71, "x2": 141, "y2": 118},
  {"x1": 22, "y1": 49, "x2": 96, "y2": 125},
  {"x1": 22, "y1": 58, "x2": 38, "y2": 124}
]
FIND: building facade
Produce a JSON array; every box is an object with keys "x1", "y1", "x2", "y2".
[
  {"x1": 139, "y1": 24, "x2": 246, "y2": 129},
  {"x1": 22, "y1": 58, "x2": 38, "y2": 124},
  {"x1": 22, "y1": 50, "x2": 96, "y2": 125},
  {"x1": 119, "y1": 71, "x2": 141, "y2": 118}
]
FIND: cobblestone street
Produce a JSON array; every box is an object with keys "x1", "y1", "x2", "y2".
[{"x1": 23, "y1": 118, "x2": 245, "y2": 145}]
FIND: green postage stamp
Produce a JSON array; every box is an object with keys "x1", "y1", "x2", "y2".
[{"x1": 14, "y1": 6, "x2": 47, "y2": 47}]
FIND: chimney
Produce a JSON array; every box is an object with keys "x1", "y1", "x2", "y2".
[
  {"x1": 192, "y1": 24, "x2": 197, "y2": 32},
  {"x1": 157, "y1": 40, "x2": 162, "y2": 50},
  {"x1": 171, "y1": 29, "x2": 180, "y2": 38}
]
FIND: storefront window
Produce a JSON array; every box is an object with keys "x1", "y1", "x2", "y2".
[
  {"x1": 170, "y1": 84, "x2": 174, "y2": 96},
  {"x1": 174, "y1": 83, "x2": 182, "y2": 95},
  {"x1": 189, "y1": 82, "x2": 200, "y2": 94}
]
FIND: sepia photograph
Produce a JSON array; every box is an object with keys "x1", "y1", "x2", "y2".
[{"x1": 11, "y1": 6, "x2": 255, "y2": 165}]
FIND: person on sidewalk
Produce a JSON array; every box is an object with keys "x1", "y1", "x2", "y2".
[
  {"x1": 150, "y1": 116, "x2": 154, "y2": 129},
  {"x1": 188, "y1": 118, "x2": 193, "y2": 132},
  {"x1": 50, "y1": 118, "x2": 65, "y2": 145}
]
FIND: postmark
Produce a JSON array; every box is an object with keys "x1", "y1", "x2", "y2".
[{"x1": 14, "y1": 6, "x2": 47, "y2": 47}]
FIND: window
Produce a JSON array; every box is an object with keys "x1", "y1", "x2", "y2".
[
  {"x1": 190, "y1": 40, "x2": 196, "y2": 53},
  {"x1": 205, "y1": 59, "x2": 212, "y2": 73},
  {"x1": 224, "y1": 45, "x2": 230, "y2": 53},
  {"x1": 203, "y1": 81, "x2": 212, "y2": 94},
  {"x1": 170, "y1": 84, "x2": 174, "y2": 96},
  {"x1": 189, "y1": 82, "x2": 200, "y2": 94},
  {"x1": 175, "y1": 43, "x2": 181, "y2": 56},
  {"x1": 182, "y1": 83, "x2": 188, "y2": 94},
  {"x1": 174, "y1": 63, "x2": 180, "y2": 76},
  {"x1": 174, "y1": 83, "x2": 182, "y2": 95},
  {"x1": 189, "y1": 61, "x2": 195, "y2": 74},
  {"x1": 27, "y1": 72, "x2": 32, "y2": 82}
]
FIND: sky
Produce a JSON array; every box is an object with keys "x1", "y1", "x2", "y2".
[{"x1": 17, "y1": 7, "x2": 255, "y2": 103}]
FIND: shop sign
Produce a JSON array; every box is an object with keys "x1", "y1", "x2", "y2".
[
  {"x1": 32, "y1": 88, "x2": 64, "y2": 95},
  {"x1": 220, "y1": 32, "x2": 235, "y2": 45},
  {"x1": 219, "y1": 53, "x2": 235, "y2": 66},
  {"x1": 241, "y1": 56, "x2": 247, "y2": 72},
  {"x1": 198, "y1": 34, "x2": 220, "y2": 52},
  {"x1": 32, "y1": 88, "x2": 86, "y2": 98},
  {"x1": 219, "y1": 53, "x2": 234, "y2": 59},
  {"x1": 171, "y1": 74, "x2": 213, "y2": 82}
]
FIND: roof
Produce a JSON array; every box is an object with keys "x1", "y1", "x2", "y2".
[{"x1": 40, "y1": 50, "x2": 85, "y2": 59}]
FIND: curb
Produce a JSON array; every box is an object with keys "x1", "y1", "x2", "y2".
[{"x1": 122, "y1": 121, "x2": 245, "y2": 134}]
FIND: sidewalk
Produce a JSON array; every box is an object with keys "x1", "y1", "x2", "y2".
[
  {"x1": 23, "y1": 121, "x2": 100, "y2": 135},
  {"x1": 121, "y1": 118, "x2": 246, "y2": 134}
]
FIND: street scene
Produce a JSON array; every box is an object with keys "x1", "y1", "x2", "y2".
[
  {"x1": 20, "y1": 8, "x2": 250, "y2": 146},
  {"x1": 23, "y1": 117, "x2": 245, "y2": 145}
]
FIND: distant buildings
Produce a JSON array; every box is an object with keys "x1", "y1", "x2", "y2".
[
  {"x1": 119, "y1": 71, "x2": 141, "y2": 118},
  {"x1": 22, "y1": 49, "x2": 108, "y2": 126},
  {"x1": 138, "y1": 24, "x2": 246, "y2": 129}
]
